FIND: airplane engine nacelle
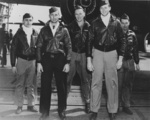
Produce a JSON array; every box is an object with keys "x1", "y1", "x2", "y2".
[{"x1": 60, "y1": 0, "x2": 101, "y2": 24}]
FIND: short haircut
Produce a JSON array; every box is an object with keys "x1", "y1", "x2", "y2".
[
  {"x1": 120, "y1": 13, "x2": 130, "y2": 21},
  {"x1": 74, "y1": 5, "x2": 85, "y2": 12},
  {"x1": 23, "y1": 13, "x2": 33, "y2": 20},
  {"x1": 49, "y1": 7, "x2": 58, "y2": 14},
  {"x1": 2, "y1": 23, "x2": 6, "y2": 28}
]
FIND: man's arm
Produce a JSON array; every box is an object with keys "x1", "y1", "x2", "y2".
[
  {"x1": 116, "y1": 20, "x2": 126, "y2": 69},
  {"x1": 133, "y1": 33, "x2": 139, "y2": 65},
  {"x1": 86, "y1": 23, "x2": 94, "y2": 58},
  {"x1": 10, "y1": 31, "x2": 19, "y2": 74},
  {"x1": 86, "y1": 23, "x2": 95, "y2": 71},
  {"x1": 63, "y1": 28, "x2": 72, "y2": 73},
  {"x1": 116, "y1": 20, "x2": 126, "y2": 57},
  {"x1": 10, "y1": 32, "x2": 18, "y2": 67},
  {"x1": 133, "y1": 32, "x2": 140, "y2": 70},
  {"x1": 64, "y1": 28, "x2": 72, "y2": 64},
  {"x1": 36, "y1": 29, "x2": 44, "y2": 73}
]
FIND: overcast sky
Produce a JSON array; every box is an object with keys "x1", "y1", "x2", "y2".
[
  {"x1": 8, "y1": 4, "x2": 60, "y2": 33},
  {"x1": 10, "y1": 4, "x2": 51, "y2": 23}
]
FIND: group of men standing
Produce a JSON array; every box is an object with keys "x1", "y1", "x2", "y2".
[{"x1": 9, "y1": 0, "x2": 140, "y2": 120}]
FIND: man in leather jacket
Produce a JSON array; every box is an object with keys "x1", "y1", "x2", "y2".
[
  {"x1": 10, "y1": 13, "x2": 38, "y2": 114},
  {"x1": 118, "y1": 13, "x2": 140, "y2": 115},
  {"x1": 86, "y1": 1, "x2": 126, "y2": 120},
  {"x1": 36, "y1": 7, "x2": 72, "y2": 120},
  {"x1": 67, "y1": 5, "x2": 91, "y2": 114}
]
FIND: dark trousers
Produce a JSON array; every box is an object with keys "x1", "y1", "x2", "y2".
[
  {"x1": 40, "y1": 53, "x2": 67, "y2": 115},
  {"x1": 118, "y1": 59, "x2": 135, "y2": 108}
]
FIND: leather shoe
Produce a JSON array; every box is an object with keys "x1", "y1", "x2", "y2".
[
  {"x1": 15, "y1": 106, "x2": 22, "y2": 114},
  {"x1": 122, "y1": 107, "x2": 133, "y2": 115},
  {"x1": 90, "y1": 112, "x2": 97, "y2": 120},
  {"x1": 27, "y1": 106, "x2": 38, "y2": 112},
  {"x1": 58, "y1": 111, "x2": 66, "y2": 120},
  {"x1": 85, "y1": 103, "x2": 90, "y2": 114},
  {"x1": 109, "y1": 113, "x2": 116, "y2": 120}
]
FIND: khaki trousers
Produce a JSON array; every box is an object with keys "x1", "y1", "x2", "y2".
[
  {"x1": 67, "y1": 52, "x2": 91, "y2": 102},
  {"x1": 90, "y1": 49, "x2": 118, "y2": 113},
  {"x1": 14, "y1": 58, "x2": 36, "y2": 107}
]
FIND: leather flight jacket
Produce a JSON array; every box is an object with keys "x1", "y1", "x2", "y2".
[
  {"x1": 36, "y1": 22, "x2": 72, "y2": 63},
  {"x1": 86, "y1": 14, "x2": 126, "y2": 57},
  {"x1": 11, "y1": 28, "x2": 38, "y2": 67},
  {"x1": 123, "y1": 30, "x2": 139, "y2": 64},
  {"x1": 68, "y1": 20, "x2": 90, "y2": 53}
]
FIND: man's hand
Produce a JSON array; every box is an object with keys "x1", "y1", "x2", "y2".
[
  {"x1": 12, "y1": 67, "x2": 17, "y2": 74},
  {"x1": 117, "y1": 56, "x2": 123, "y2": 69},
  {"x1": 135, "y1": 64, "x2": 140, "y2": 71},
  {"x1": 63, "y1": 64, "x2": 70, "y2": 73},
  {"x1": 87, "y1": 57, "x2": 94, "y2": 72},
  {"x1": 37, "y1": 63, "x2": 43, "y2": 73}
]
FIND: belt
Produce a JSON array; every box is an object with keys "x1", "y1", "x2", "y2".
[
  {"x1": 124, "y1": 56, "x2": 133, "y2": 60},
  {"x1": 95, "y1": 45, "x2": 116, "y2": 52},
  {"x1": 18, "y1": 56, "x2": 35, "y2": 61},
  {"x1": 45, "y1": 52, "x2": 62, "y2": 58}
]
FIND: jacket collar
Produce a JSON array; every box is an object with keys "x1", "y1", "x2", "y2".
[
  {"x1": 45, "y1": 21, "x2": 63, "y2": 36},
  {"x1": 97, "y1": 13, "x2": 117, "y2": 23},
  {"x1": 72, "y1": 20, "x2": 89, "y2": 30},
  {"x1": 18, "y1": 27, "x2": 35, "y2": 36}
]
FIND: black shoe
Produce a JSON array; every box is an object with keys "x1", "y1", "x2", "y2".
[
  {"x1": 122, "y1": 107, "x2": 133, "y2": 115},
  {"x1": 109, "y1": 113, "x2": 116, "y2": 120},
  {"x1": 117, "y1": 107, "x2": 121, "y2": 114},
  {"x1": 27, "y1": 106, "x2": 38, "y2": 112},
  {"x1": 15, "y1": 106, "x2": 22, "y2": 114},
  {"x1": 90, "y1": 112, "x2": 97, "y2": 120},
  {"x1": 39, "y1": 114, "x2": 49, "y2": 120},
  {"x1": 58, "y1": 110, "x2": 66, "y2": 120},
  {"x1": 85, "y1": 103, "x2": 90, "y2": 114}
]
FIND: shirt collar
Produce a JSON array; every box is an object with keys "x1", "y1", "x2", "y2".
[
  {"x1": 101, "y1": 12, "x2": 111, "y2": 20},
  {"x1": 49, "y1": 22, "x2": 60, "y2": 30},
  {"x1": 22, "y1": 25, "x2": 33, "y2": 35}
]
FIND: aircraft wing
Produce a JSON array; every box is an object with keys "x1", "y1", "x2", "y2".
[
  {"x1": 0, "y1": 0, "x2": 60, "y2": 6},
  {"x1": 8, "y1": 20, "x2": 46, "y2": 26}
]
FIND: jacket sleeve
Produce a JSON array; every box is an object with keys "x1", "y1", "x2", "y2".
[
  {"x1": 133, "y1": 33, "x2": 139, "y2": 64},
  {"x1": 86, "y1": 23, "x2": 94, "y2": 57},
  {"x1": 64, "y1": 28, "x2": 72, "y2": 63},
  {"x1": 116, "y1": 20, "x2": 126, "y2": 56},
  {"x1": 36, "y1": 29, "x2": 44, "y2": 63},
  {"x1": 10, "y1": 32, "x2": 18, "y2": 67}
]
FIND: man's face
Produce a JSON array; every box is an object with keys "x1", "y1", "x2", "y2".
[
  {"x1": 100, "y1": 4, "x2": 111, "y2": 16},
  {"x1": 121, "y1": 19, "x2": 130, "y2": 32},
  {"x1": 75, "y1": 9, "x2": 85, "y2": 22},
  {"x1": 49, "y1": 10, "x2": 60, "y2": 23},
  {"x1": 23, "y1": 17, "x2": 33, "y2": 28}
]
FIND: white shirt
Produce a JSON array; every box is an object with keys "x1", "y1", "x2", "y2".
[
  {"x1": 101, "y1": 13, "x2": 111, "y2": 27},
  {"x1": 49, "y1": 22, "x2": 60, "y2": 36},
  {"x1": 22, "y1": 25, "x2": 33, "y2": 46}
]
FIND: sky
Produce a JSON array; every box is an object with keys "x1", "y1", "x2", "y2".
[
  {"x1": 9, "y1": 4, "x2": 51, "y2": 23},
  {"x1": 8, "y1": 4, "x2": 60, "y2": 33}
]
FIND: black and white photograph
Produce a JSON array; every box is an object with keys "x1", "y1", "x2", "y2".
[{"x1": 0, "y1": 0, "x2": 150, "y2": 120}]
